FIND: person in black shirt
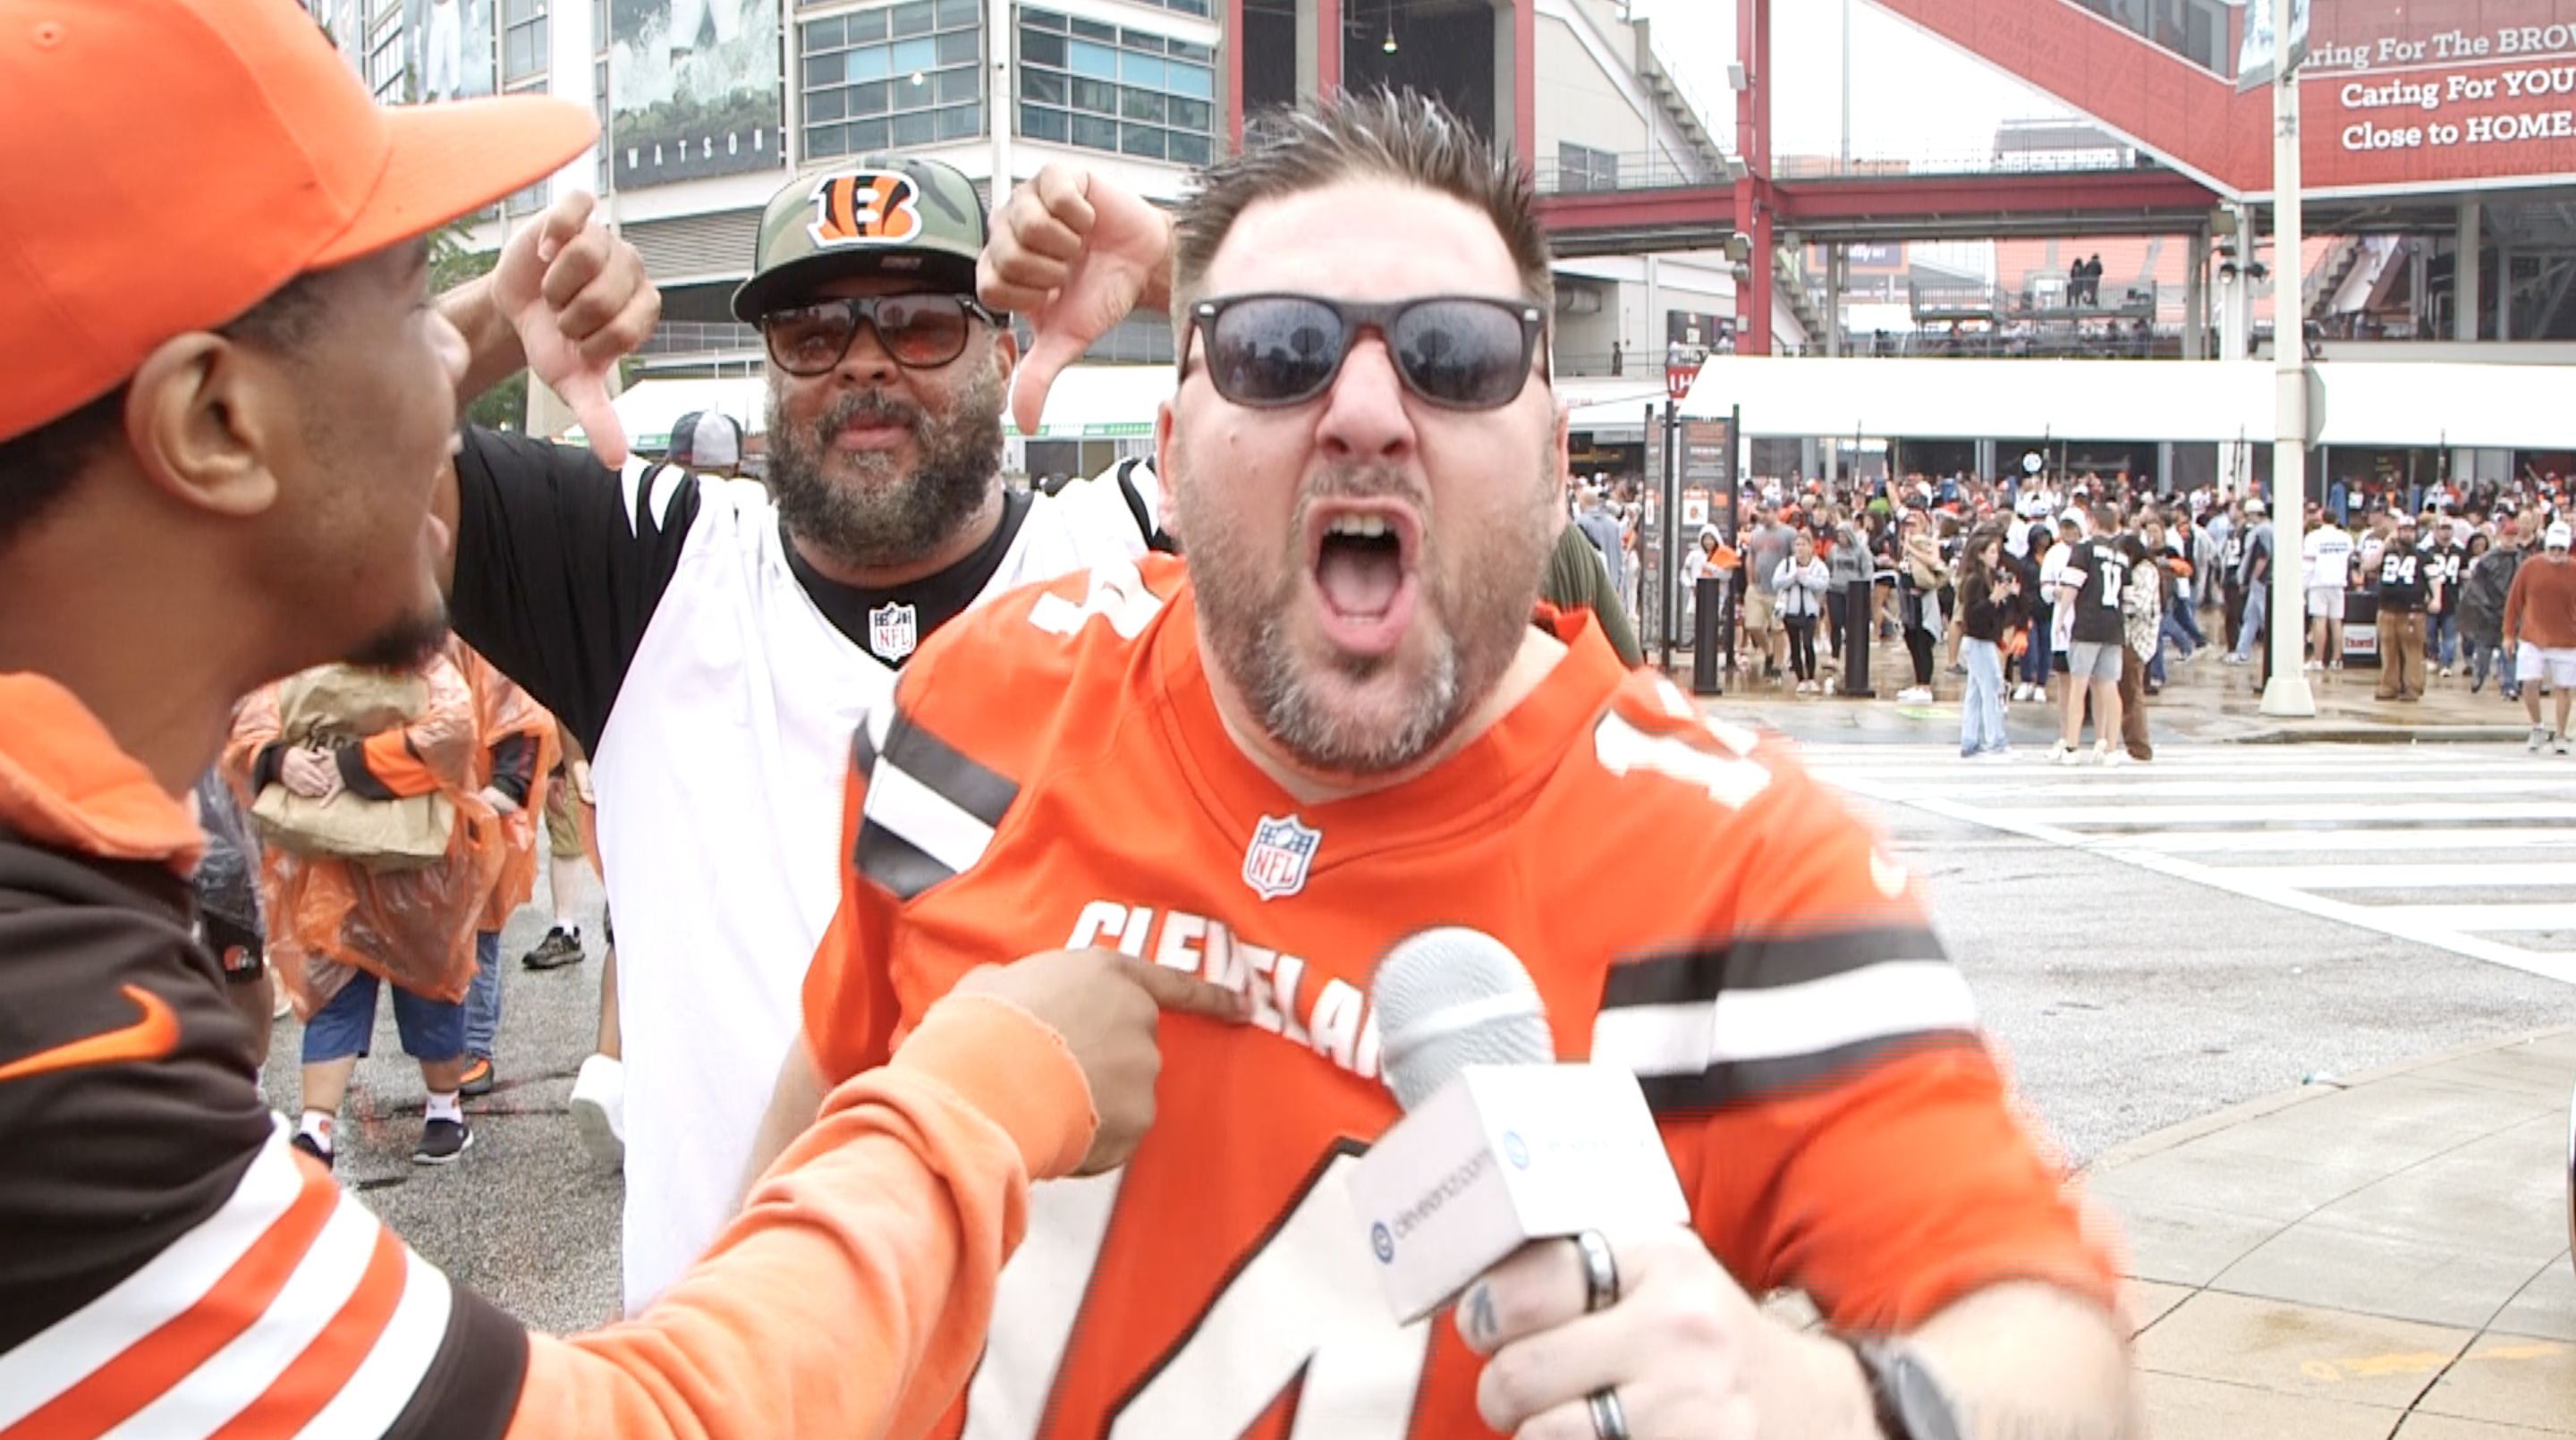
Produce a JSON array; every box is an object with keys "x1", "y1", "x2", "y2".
[
  {"x1": 2374, "y1": 514, "x2": 2432, "y2": 701},
  {"x1": 1956, "y1": 527, "x2": 2021, "y2": 758},
  {"x1": 2423, "y1": 518, "x2": 2465, "y2": 676},
  {"x1": 2050, "y1": 507, "x2": 2130, "y2": 765}
]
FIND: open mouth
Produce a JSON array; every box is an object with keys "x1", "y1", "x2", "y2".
[{"x1": 1309, "y1": 504, "x2": 1420, "y2": 656}]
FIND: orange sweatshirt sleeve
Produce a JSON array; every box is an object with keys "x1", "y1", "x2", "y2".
[{"x1": 503, "y1": 991, "x2": 1096, "y2": 1440}]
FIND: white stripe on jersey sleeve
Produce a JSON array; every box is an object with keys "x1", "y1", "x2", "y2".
[
  {"x1": 1591, "y1": 960, "x2": 1977, "y2": 1077},
  {"x1": 102, "y1": 1180, "x2": 386, "y2": 1440},
  {"x1": 0, "y1": 1127, "x2": 306, "y2": 1428},
  {"x1": 862, "y1": 758, "x2": 999, "y2": 877},
  {"x1": 287, "y1": 1247, "x2": 453, "y2": 1440}
]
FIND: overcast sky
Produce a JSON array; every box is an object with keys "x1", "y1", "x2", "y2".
[{"x1": 1623, "y1": 0, "x2": 2080, "y2": 165}]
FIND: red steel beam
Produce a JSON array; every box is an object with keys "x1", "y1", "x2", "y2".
[{"x1": 1535, "y1": 166, "x2": 2217, "y2": 237}]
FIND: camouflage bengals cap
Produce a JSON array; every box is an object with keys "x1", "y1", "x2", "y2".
[{"x1": 731, "y1": 156, "x2": 992, "y2": 323}]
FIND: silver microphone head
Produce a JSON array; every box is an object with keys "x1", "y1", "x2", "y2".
[{"x1": 1369, "y1": 927, "x2": 1555, "y2": 1112}]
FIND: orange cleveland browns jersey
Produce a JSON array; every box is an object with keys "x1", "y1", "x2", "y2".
[{"x1": 802, "y1": 554, "x2": 2116, "y2": 1440}]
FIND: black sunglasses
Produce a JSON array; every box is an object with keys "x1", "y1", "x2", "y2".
[
  {"x1": 1184, "y1": 292, "x2": 1548, "y2": 411},
  {"x1": 758, "y1": 292, "x2": 1003, "y2": 376}
]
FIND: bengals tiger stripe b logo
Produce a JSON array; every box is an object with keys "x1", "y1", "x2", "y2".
[{"x1": 805, "y1": 171, "x2": 925, "y2": 248}]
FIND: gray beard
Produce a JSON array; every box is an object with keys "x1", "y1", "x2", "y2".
[{"x1": 764, "y1": 366, "x2": 1007, "y2": 571}]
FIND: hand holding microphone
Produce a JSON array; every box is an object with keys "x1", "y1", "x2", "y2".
[{"x1": 1352, "y1": 929, "x2": 1895, "y2": 1440}]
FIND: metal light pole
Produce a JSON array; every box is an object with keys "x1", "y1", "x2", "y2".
[
  {"x1": 2260, "y1": 53, "x2": 2316, "y2": 717},
  {"x1": 1660, "y1": 358, "x2": 1692, "y2": 673}
]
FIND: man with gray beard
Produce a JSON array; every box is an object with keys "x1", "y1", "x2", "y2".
[{"x1": 431, "y1": 156, "x2": 1166, "y2": 1314}]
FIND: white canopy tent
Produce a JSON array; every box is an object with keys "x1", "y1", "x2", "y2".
[
  {"x1": 562, "y1": 376, "x2": 766, "y2": 455},
  {"x1": 564, "y1": 365, "x2": 1180, "y2": 455},
  {"x1": 1670, "y1": 357, "x2": 2576, "y2": 451}
]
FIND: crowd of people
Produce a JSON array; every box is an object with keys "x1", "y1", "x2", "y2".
[
  {"x1": 1567, "y1": 462, "x2": 2576, "y2": 762},
  {"x1": 11, "y1": 8, "x2": 2158, "y2": 1437}
]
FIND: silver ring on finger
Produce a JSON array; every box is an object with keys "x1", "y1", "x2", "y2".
[
  {"x1": 1572, "y1": 1230, "x2": 1620, "y2": 1312},
  {"x1": 1587, "y1": 1387, "x2": 1630, "y2": 1440}
]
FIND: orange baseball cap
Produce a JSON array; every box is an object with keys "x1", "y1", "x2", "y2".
[{"x1": 0, "y1": 0, "x2": 598, "y2": 442}]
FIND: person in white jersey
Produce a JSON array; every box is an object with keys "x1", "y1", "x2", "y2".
[
  {"x1": 433, "y1": 155, "x2": 1168, "y2": 1314},
  {"x1": 2302, "y1": 501, "x2": 2356, "y2": 669}
]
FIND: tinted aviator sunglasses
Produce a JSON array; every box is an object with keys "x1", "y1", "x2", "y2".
[
  {"x1": 758, "y1": 292, "x2": 1004, "y2": 375},
  {"x1": 1184, "y1": 292, "x2": 1549, "y2": 411}
]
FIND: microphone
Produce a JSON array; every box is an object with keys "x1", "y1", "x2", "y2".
[{"x1": 1346, "y1": 928, "x2": 1689, "y2": 1323}]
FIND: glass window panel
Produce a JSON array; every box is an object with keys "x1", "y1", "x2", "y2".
[
  {"x1": 1020, "y1": 103, "x2": 1069, "y2": 141},
  {"x1": 504, "y1": 0, "x2": 538, "y2": 24},
  {"x1": 1169, "y1": 0, "x2": 1208, "y2": 15},
  {"x1": 1120, "y1": 88, "x2": 1164, "y2": 123},
  {"x1": 1169, "y1": 97, "x2": 1209, "y2": 131},
  {"x1": 892, "y1": 36, "x2": 935, "y2": 71},
  {"x1": 504, "y1": 29, "x2": 532, "y2": 76},
  {"x1": 805, "y1": 123, "x2": 846, "y2": 157},
  {"x1": 1168, "y1": 130, "x2": 1211, "y2": 165},
  {"x1": 804, "y1": 16, "x2": 843, "y2": 49},
  {"x1": 1120, "y1": 123, "x2": 1165, "y2": 158},
  {"x1": 1022, "y1": 7, "x2": 1064, "y2": 30},
  {"x1": 1120, "y1": 30, "x2": 1165, "y2": 53},
  {"x1": 1070, "y1": 112, "x2": 1118, "y2": 150},
  {"x1": 847, "y1": 45, "x2": 890, "y2": 80},
  {"x1": 892, "y1": 109, "x2": 936, "y2": 145},
  {"x1": 897, "y1": 71, "x2": 936, "y2": 106},
  {"x1": 1021, "y1": 69, "x2": 1065, "y2": 104},
  {"x1": 1120, "y1": 52, "x2": 1163, "y2": 86},
  {"x1": 1168, "y1": 39, "x2": 1211, "y2": 63},
  {"x1": 890, "y1": 1, "x2": 935, "y2": 38},
  {"x1": 935, "y1": 28, "x2": 977, "y2": 64},
  {"x1": 936, "y1": 0, "x2": 979, "y2": 25},
  {"x1": 936, "y1": 66, "x2": 979, "y2": 103},
  {"x1": 936, "y1": 102, "x2": 980, "y2": 139},
  {"x1": 847, "y1": 7, "x2": 887, "y2": 40},
  {"x1": 1066, "y1": 38, "x2": 1116, "y2": 78},
  {"x1": 1068, "y1": 16, "x2": 1115, "y2": 41},
  {"x1": 852, "y1": 116, "x2": 891, "y2": 150},
  {"x1": 807, "y1": 85, "x2": 847, "y2": 121},
  {"x1": 804, "y1": 52, "x2": 842, "y2": 86},
  {"x1": 852, "y1": 79, "x2": 891, "y2": 114},
  {"x1": 1020, "y1": 29, "x2": 1064, "y2": 67},
  {"x1": 1071, "y1": 76, "x2": 1116, "y2": 113},
  {"x1": 1165, "y1": 61, "x2": 1211, "y2": 98}
]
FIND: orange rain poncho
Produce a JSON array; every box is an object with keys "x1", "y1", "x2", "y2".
[
  {"x1": 226, "y1": 648, "x2": 502, "y2": 1012},
  {"x1": 453, "y1": 641, "x2": 560, "y2": 934}
]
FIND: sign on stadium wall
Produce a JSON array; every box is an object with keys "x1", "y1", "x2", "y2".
[{"x1": 1865, "y1": 0, "x2": 2576, "y2": 199}]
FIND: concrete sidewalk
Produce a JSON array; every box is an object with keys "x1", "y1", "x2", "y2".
[
  {"x1": 1666, "y1": 629, "x2": 2542, "y2": 745},
  {"x1": 2097, "y1": 1027, "x2": 2575, "y2": 1439}
]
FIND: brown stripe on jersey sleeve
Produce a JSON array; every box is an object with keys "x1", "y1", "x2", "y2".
[
  {"x1": 382, "y1": 1286, "x2": 529, "y2": 1440},
  {"x1": 1598, "y1": 924, "x2": 1952, "y2": 1006}
]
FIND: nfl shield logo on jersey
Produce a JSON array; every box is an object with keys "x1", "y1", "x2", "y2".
[
  {"x1": 1241, "y1": 814, "x2": 1321, "y2": 900},
  {"x1": 868, "y1": 602, "x2": 918, "y2": 662}
]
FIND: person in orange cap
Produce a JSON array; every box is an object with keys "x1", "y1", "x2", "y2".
[{"x1": 0, "y1": 3, "x2": 1238, "y2": 1436}]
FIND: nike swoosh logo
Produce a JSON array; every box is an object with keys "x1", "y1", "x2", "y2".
[{"x1": 0, "y1": 985, "x2": 181, "y2": 1083}]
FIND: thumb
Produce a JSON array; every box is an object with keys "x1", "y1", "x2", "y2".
[
  {"x1": 559, "y1": 370, "x2": 628, "y2": 469},
  {"x1": 1013, "y1": 320, "x2": 1091, "y2": 439}
]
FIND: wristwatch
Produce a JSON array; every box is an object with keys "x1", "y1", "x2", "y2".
[{"x1": 1850, "y1": 1338, "x2": 1965, "y2": 1440}]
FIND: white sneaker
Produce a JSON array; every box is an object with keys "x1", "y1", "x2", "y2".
[
  {"x1": 2097, "y1": 745, "x2": 2130, "y2": 767},
  {"x1": 2529, "y1": 726, "x2": 2551, "y2": 753},
  {"x1": 1897, "y1": 686, "x2": 1932, "y2": 703},
  {"x1": 570, "y1": 1054, "x2": 625, "y2": 1170},
  {"x1": 2049, "y1": 741, "x2": 2083, "y2": 767},
  {"x1": 2557, "y1": 735, "x2": 2572, "y2": 758},
  {"x1": 2222, "y1": 653, "x2": 2249, "y2": 666}
]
